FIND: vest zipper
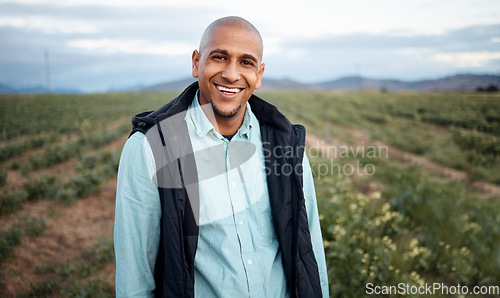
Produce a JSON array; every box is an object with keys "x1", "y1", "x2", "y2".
[{"x1": 176, "y1": 157, "x2": 189, "y2": 297}]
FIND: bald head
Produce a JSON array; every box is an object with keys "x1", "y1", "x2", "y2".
[{"x1": 199, "y1": 16, "x2": 263, "y2": 58}]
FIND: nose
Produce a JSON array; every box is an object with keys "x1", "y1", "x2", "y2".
[{"x1": 221, "y1": 60, "x2": 241, "y2": 82}]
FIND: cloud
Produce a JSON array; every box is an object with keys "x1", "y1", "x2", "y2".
[
  {"x1": 0, "y1": 16, "x2": 99, "y2": 34},
  {"x1": 66, "y1": 38, "x2": 194, "y2": 56},
  {"x1": 1, "y1": 1, "x2": 499, "y2": 91},
  {"x1": 0, "y1": 2, "x2": 212, "y2": 41},
  {"x1": 432, "y1": 51, "x2": 500, "y2": 67},
  {"x1": 262, "y1": 23, "x2": 500, "y2": 82},
  {"x1": 278, "y1": 24, "x2": 500, "y2": 53},
  {"x1": 0, "y1": 0, "x2": 212, "y2": 8}
]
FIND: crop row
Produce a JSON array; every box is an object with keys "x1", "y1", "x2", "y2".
[
  {"x1": 0, "y1": 134, "x2": 60, "y2": 163},
  {"x1": 262, "y1": 91, "x2": 500, "y2": 185},
  {"x1": 22, "y1": 237, "x2": 115, "y2": 297},
  {"x1": 311, "y1": 153, "x2": 500, "y2": 296},
  {"x1": 3, "y1": 124, "x2": 128, "y2": 175},
  {"x1": 0, "y1": 92, "x2": 172, "y2": 141},
  {"x1": 0, "y1": 150, "x2": 121, "y2": 215},
  {"x1": 0, "y1": 216, "x2": 47, "y2": 263},
  {"x1": 261, "y1": 91, "x2": 500, "y2": 135},
  {"x1": 0, "y1": 148, "x2": 119, "y2": 286}
]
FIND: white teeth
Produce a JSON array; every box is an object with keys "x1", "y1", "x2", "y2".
[{"x1": 217, "y1": 85, "x2": 241, "y2": 93}]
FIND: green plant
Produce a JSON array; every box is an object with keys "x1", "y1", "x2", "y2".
[
  {"x1": 23, "y1": 175, "x2": 57, "y2": 201},
  {"x1": 25, "y1": 238, "x2": 115, "y2": 297},
  {"x1": 63, "y1": 171, "x2": 102, "y2": 198},
  {"x1": 81, "y1": 237, "x2": 115, "y2": 268},
  {"x1": 56, "y1": 188, "x2": 78, "y2": 205},
  {"x1": 23, "y1": 217, "x2": 48, "y2": 238},
  {"x1": 0, "y1": 190, "x2": 27, "y2": 214},
  {"x1": 77, "y1": 155, "x2": 98, "y2": 172},
  {"x1": 312, "y1": 156, "x2": 500, "y2": 297},
  {"x1": 0, "y1": 167, "x2": 6, "y2": 187},
  {"x1": 22, "y1": 280, "x2": 62, "y2": 297},
  {"x1": 65, "y1": 279, "x2": 114, "y2": 297},
  {"x1": 0, "y1": 135, "x2": 53, "y2": 163},
  {"x1": 0, "y1": 226, "x2": 23, "y2": 262}
]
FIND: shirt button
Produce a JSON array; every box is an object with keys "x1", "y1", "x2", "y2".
[
  {"x1": 247, "y1": 259, "x2": 253, "y2": 265},
  {"x1": 238, "y1": 220, "x2": 243, "y2": 226},
  {"x1": 231, "y1": 181, "x2": 236, "y2": 187}
]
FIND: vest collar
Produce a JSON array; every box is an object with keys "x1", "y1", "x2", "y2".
[{"x1": 154, "y1": 81, "x2": 293, "y2": 134}]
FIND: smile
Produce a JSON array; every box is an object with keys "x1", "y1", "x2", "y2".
[{"x1": 215, "y1": 84, "x2": 244, "y2": 95}]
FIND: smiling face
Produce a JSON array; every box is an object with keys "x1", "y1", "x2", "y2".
[{"x1": 192, "y1": 24, "x2": 265, "y2": 120}]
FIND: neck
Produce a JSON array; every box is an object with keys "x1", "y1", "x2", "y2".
[
  {"x1": 216, "y1": 109, "x2": 246, "y2": 135},
  {"x1": 200, "y1": 103, "x2": 246, "y2": 135}
]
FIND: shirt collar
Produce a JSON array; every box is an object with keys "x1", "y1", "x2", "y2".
[{"x1": 188, "y1": 90, "x2": 253, "y2": 139}]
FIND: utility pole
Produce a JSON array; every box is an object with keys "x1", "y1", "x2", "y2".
[
  {"x1": 356, "y1": 63, "x2": 362, "y2": 91},
  {"x1": 45, "y1": 50, "x2": 51, "y2": 94}
]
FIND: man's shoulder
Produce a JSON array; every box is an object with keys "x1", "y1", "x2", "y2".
[
  {"x1": 130, "y1": 82, "x2": 199, "y2": 137},
  {"x1": 249, "y1": 93, "x2": 306, "y2": 141},
  {"x1": 123, "y1": 130, "x2": 148, "y2": 154},
  {"x1": 248, "y1": 94, "x2": 292, "y2": 134}
]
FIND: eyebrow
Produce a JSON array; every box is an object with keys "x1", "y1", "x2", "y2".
[
  {"x1": 208, "y1": 49, "x2": 258, "y2": 63},
  {"x1": 208, "y1": 49, "x2": 229, "y2": 56},
  {"x1": 241, "y1": 54, "x2": 258, "y2": 64}
]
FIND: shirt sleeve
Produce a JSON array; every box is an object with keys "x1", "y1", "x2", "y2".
[
  {"x1": 302, "y1": 153, "x2": 330, "y2": 297},
  {"x1": 114, "y1": 132, "x2": 161, "y2": 298}
]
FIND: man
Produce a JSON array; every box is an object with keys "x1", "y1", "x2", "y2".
[{"x1": 114, "y1": 16, "x2": 329, "y2": 297}]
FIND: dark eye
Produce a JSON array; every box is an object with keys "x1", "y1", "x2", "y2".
[
  {"x1": 213, "y1": 55, "x2": 226, "y2": 61},
  {"x1": 242, "y1": 60, "x2": 254, "y2": 66}
]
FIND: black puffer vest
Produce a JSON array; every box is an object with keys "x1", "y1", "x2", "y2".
[{"x1": 131, "y1": 82, "x2": 322, "y2": 297}]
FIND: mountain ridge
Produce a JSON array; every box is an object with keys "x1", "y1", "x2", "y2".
[
  {"x1": 143, "y1": 74, "x2": 500, "y2": 92},
  {"x1": 1, "y1": 74, "x2": 498, "y2": 94}
]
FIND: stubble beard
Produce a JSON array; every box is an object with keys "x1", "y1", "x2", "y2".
[{"x1": 211, "y1": 101, "x2": 241, "y2": 119}]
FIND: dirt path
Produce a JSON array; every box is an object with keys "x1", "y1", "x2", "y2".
[
  {"x1": 0, "y1": 178, "x2": 117, "y2": 296},
  {"x1": 0, "y1": 123, "x2": 129, "y2": 296},
  {"x1": 0, "y1": 133, "x2": 129, "y2": 230}
]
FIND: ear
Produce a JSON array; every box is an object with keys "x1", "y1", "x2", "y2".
[
  {"x1": 254, "y1": 63, "x2": 265, "y2": 90},
  {"x1": 192, "y1": 50, "x2": 200, "y2": 78}
]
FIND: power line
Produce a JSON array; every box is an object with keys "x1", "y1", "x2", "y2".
[{"x1": 45, "y1": 50, "x2": 51, "y2": 94}]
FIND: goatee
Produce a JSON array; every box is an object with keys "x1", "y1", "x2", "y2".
[{"x1": 211, "y1": 102, "x2": 241, "y2": 118}]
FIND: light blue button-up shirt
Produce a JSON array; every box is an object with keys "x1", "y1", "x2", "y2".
[{"x1": 114, "y1": 92, "x2": 329, "y2": 297}]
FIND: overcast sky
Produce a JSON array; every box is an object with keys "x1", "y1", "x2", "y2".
[{"x1": 1, "y1": 0, "x2": 499, "y2": 92}]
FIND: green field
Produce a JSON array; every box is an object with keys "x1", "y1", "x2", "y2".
[{"x1": 1, "y1": 91, "x2": 499, "y2": 296}]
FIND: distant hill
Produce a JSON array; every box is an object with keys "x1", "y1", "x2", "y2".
[
  {"x1": 317, "y1": 74, "x2": 500, "y2": 92},
  {"x1": 143, "y1": 74, "x2": 500, "y2": 92},
  {"x1": 143, "y1": 78, "x2": 198, "y2": 92},
  {"x1": 258, "y1": 78, "x2": 315, "y2": 91},
  {"x1": 0, "y1": 83, "x2": 82, "y2": 94},
  {"x1": 0, "y1": 83, "x2": 17, "y2": 94},
  {"x1": 0, "y1": 83, "x2": 47, "y2": 94},
  {"x1": 2, "y1": 74, "x2": 498, "y2": 94},
  {"x1": 143, "y1": 77, "x2": 316, "y2": 92}
]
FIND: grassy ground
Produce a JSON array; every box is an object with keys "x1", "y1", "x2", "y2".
[
  {"x1": 260, "y1": 90, "x2": 500, "y2": 297},
  {"x1": 260, "y1": 91, "x2": 500, "y2": 185},
  {"x1": 1, "y1": 90, "x2": 499, "y2": 297},
  {"x1": 0, "y1": 92, "x2": 173, "y2": 296}
]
